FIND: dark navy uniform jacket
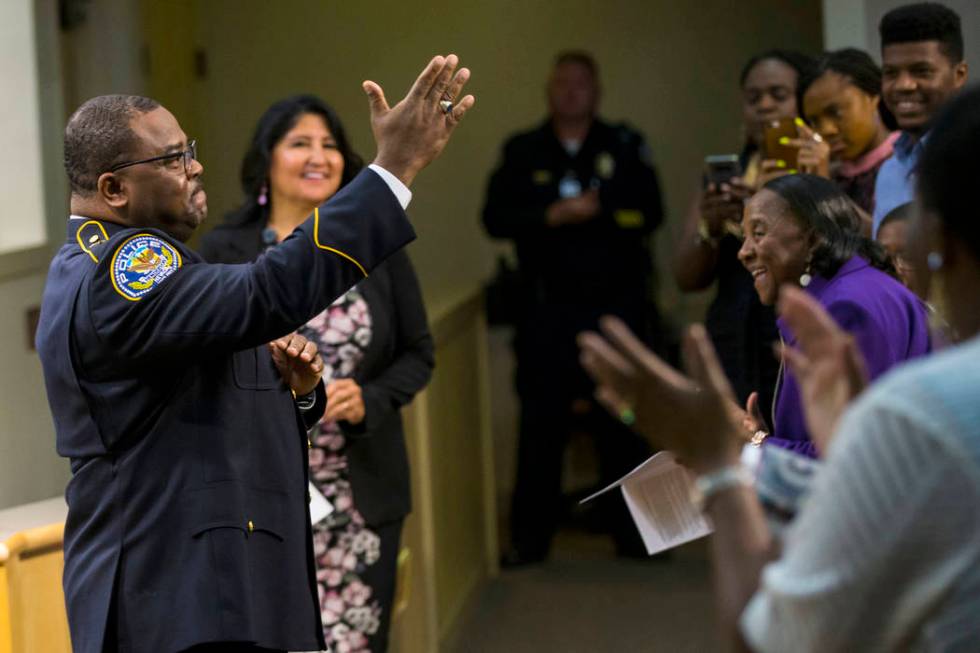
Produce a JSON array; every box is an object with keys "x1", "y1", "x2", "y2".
[
  {"x1": 35, "y1": 170, "x2": 415, "y2": 653},
  {"x1": 482, "y1": 118, "x2": 663, "y2": 308},
  {"x1": 482, "y1": 118, "x2": 665, "y2": 397}
]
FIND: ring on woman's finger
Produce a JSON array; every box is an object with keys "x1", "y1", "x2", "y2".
[
  {"x1": 618, "y1": 406, "x2": 636, "y2": 426},
  {"x1": 439, "y1": 100, "x2": 453, "y2": 114}
]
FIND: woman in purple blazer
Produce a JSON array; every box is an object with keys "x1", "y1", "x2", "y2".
[{"x1": 737, "y1": 174, "x2": 930, "y2": 457}]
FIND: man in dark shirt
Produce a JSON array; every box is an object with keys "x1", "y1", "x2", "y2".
[{"x1": 482, "y1": 51, "x2": 664, "y2": 565}]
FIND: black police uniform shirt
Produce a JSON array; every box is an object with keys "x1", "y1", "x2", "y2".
[
  {"x1": 482, "y1": 118, "x2": 664, "y2": 307},
  {"x1": 35, "y1": 169, "x2": 414, "y2": 653}
]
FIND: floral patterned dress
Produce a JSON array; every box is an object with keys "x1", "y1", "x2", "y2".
[{"x1": 301, "y1": 286, "x2": 385, "y2": 652}]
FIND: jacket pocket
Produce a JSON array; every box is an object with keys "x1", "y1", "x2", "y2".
[
  {"x1": 185, "y1": 483, "x2": 287, "y2": 541},
  {"x1": 232, "y1": 347, "x2": 283, "y2": 390}
]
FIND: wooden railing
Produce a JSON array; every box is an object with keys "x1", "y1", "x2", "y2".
[{"x1": 390, "y1": 286, "x2": 499, "y2": 653}]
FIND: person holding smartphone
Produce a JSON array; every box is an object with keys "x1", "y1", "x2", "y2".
[
  {"x1": 672, "y1": 49, "x2": 816, "y2": 426},
  {"x1": 793, "y1": 49, "x2": 898, "y2": 220}
]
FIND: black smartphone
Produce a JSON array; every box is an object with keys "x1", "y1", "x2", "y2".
[{"x1": 704, "y1": 154, "x2": 742, "y2": 188}]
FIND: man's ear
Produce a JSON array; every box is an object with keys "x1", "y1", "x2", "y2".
[
  {"x1": 953, "y1": 60, "x2": 969, "y2": 89},
  {"x1": 97, "y1": 172, "x2": 128, "y2": 209}
]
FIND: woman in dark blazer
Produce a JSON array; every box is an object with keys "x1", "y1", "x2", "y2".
[{"x1": 199, "y1": 94, "x2": 433, "y2": 653}]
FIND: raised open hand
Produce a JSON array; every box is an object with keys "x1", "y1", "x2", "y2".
[
  {"x1": 777, "y1": 286, "x2": 869, "y2": 455},
  {"x1": 363, "y1": 54, "x2": 476, "y2": 187},
  {"x1": 578, "y1": 317, "x2": 742, "y2": 473}
]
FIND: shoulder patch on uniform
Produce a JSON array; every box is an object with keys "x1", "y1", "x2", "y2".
[{"x1": 109, "y1": 234, "x2": 182, "y2": 301}]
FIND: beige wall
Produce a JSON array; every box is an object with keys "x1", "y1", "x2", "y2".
[
  {"x1": 0, "y1": 0, "x2": 825, "y2": 521},
  {"x1": 145, "y1": 0, "x2": 823, "y2": 319},
  {"x1": 824, "y1": 0, "x2": 980, "y2": 71},
  {"x1": 0, "y1": 0, "x2": 72, "y2": 510}
]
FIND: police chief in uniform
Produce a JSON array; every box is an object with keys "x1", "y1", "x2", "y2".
[
  {"x1": 482, "y1": 51, "x2": 665, "y2": 565},
  {"x1": 35, "y1": 56, "x2": 474, "y2": 653}
]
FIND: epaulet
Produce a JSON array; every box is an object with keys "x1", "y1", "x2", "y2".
[{"x1": 74, "y1": 220, "x2": 111, "y2": 263}]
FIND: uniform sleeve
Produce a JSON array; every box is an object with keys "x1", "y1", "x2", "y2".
[
  {"x1": 481, "y1": 138, "x2": 551, "y2": 238},
  {"x1": 740, "y1": 400, "x2": 980, "y2": 652},
  {"x1": 342, "y1": 249, "x2": 434, "y2": 437},
  {"x1": 598, "y1": 128, "x2": 664, "y2": 234},
  {"x1": 196, "y1": 226, "x2": 235, "y2": 264},
  {"x1": 83, "y1": 169, "x2": 415, "y2": 373}
]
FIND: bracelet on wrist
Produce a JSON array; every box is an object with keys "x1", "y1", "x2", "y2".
[{"x1": 690, "y1": 464, "x2": 754, "y2": 513}]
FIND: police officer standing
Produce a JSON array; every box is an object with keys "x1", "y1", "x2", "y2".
[
  {"x1": 483, "y1": 51, "x2": 665, "y2": 566},
  {"x1": 36, "y1": 55, "x2": 474, "y2": 653}
]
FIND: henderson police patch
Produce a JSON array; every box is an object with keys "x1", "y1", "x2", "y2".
[{"x1": 110, "y1": 234, "x2": 182, "y2": 301}]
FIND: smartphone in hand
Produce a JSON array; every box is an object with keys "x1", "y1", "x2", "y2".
[
  {"x1": 764, "y1": 118, "x2": 799, "y2": 169},
  {"x1": 704, "y1": 154, "x2": 742, "y2": 188}
]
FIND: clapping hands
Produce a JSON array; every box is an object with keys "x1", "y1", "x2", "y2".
[{"x1": 578, "y1": 318, "x2": 742, "y2": 474}]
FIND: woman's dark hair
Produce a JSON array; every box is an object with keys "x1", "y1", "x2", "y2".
[
  {"x1": 225, "y1": 94, "x2": 363, "y2": 226},
  {"x1": 739, "y1": 50, "x2": 817, "y2": 156},
  {"x1": 918, "y1": 84, "x2": 980, "y2": 261},
  {"x1": 799, "y1": 48, "x2": 897, "y2": 130},
  {"x1": 739, "y1": 49, "x2": 817, "y2": 93},
  {"x1": 763, "y1": 174, "x2": 893, "y2": 278}
]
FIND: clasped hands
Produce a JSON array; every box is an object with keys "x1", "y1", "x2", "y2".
[
  {"x1": 578, "y1": 286, "x2": 869, "y2": 472},
  {"x1": 546, "y1": 189, "x2": 601, "y2": 226}
]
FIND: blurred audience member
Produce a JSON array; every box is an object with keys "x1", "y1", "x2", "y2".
[
  {"x1": 872, "y1": 1, "x2": 967, "y2": 236},
  {"x1": 673, "y1": 50, "x2": 815, "y2": 427},
  {"x1": 200, "y1": 95, "x2": 433, "y2": 652},
  {"x1": 482, "y1": 50, "x2": 663, "y2": 566},
  {"x1": 579, "y1": 84, "x2": 980, "y2": 651},
  {"x1": 737, "y1": 174, "x2": 930, "y2": 457},
  {"x1": 799, "y1": 48, "x2": 898, "y2": 215},
  {"x1": 876, "y1": 201, "x2": 915, "y2": 288}
]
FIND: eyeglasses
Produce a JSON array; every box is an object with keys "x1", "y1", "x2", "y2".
[{"x1": 109, "y1": 140, "x2": 198, "y2": 177}]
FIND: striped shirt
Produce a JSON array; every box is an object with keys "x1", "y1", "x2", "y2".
[{"x1": 741, "y1": 335, "x2": 980, "y2": 652}]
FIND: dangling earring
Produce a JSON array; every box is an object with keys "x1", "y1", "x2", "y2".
[
  {"x1": 257, "y1": 184, "x2": 268, "y2": 206},
  {"x1": 799, "y1": 261, "x2": 813, "y2": 287},
  {"x1": 926, "y1": 254, "x2": 955, "y2": 342}
]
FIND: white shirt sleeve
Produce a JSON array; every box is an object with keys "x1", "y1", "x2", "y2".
[
  {"x1": 739, "y1": 398, "x2": 980, "y2": 652},
  {"x1": 368, "y1": 164, "x2": 412, "y2": 210}
]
